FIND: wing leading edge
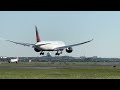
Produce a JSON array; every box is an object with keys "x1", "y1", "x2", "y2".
[
  {"x1": 0, "y1": 38, "x2": 35, "y2": 47},
  {"x1": 54, "y1": 39, "x2": 93, "y2": 50}
]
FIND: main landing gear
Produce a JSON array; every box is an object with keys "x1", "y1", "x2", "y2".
[
  {"x1": 39, "y1": 51, "x2": 62, "y2": 56},
  {"x1": 40, "y1": 51, "x2": 44, "y2": 55},
  {"x1": 55, "y1": 51, "x2": 62, "y2": 56}
]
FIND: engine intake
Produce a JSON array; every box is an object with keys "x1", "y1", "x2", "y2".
[
  {"x1": 66, "y1": 47, "x2": 73, "y2": 53},
  {"x1": 34, "y1": 48, "x2": 40, "y2": 52}
]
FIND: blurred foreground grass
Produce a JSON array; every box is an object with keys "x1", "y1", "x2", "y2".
[{"x1": 0, "y1": 62, "x2": 120, "y2": 79}]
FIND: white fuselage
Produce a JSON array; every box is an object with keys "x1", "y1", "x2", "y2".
[{"x1": 35, "y1": 41, "x2": 65, "y2": 51}]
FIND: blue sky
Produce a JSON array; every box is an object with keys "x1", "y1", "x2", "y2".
[{"x1": 0, "y1": 11, "x2": 120, "y2": 58}]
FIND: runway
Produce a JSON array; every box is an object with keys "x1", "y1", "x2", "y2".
[
  {"x1": 0, "y1": 65, "x2": 99, "y2": 70},
  {"x1": 0, "y1": 62, "x2": 117, "y2": 70},
  {"x1": 0, "y1": 66, "x2": 68, "y2": 70}
]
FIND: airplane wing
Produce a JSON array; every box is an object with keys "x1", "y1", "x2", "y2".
[
  {"x1": 0, "y1": 38, "x2": 35, "y2": 47},
  {"x1": 54, "y1": 39, "x2": 93, "y2": 50}
]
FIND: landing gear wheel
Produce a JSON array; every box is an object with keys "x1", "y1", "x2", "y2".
[
  {"x1": 55, "y1": 53, "x2": 60, "y2": 56},
  {"x1": 42, "y1": 52, "x2": 44, "y2": 55},
  {"x1": 40, "y1": 52, "x2": 44, "y2": 55}
]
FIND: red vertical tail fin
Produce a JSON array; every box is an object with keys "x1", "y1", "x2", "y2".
[{"x1": 35, "y1": 26, "x2": 40, "y2": 42}]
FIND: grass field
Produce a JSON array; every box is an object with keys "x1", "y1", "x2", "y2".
[{"x1": 0, "y1": 62, "x2": 120, "y2": 79}]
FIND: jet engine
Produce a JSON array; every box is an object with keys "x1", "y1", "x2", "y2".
[
  {"x1": 66, "y1": 47, "x2": 73, "y2": 53},
  {"x1": 34, "y1": 48, "x2": 40, "y2": 52}
]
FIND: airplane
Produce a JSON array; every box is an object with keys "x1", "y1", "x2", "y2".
[{"x1": 0, "y1": 26, "x2": 93, "y2": 56}]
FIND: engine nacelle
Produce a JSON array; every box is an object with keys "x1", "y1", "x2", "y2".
[
  {"x1": 66, "y1": 47, "x2": 73, "y2": 53},
  {"x1": 34, "y1": 48, "x2": 40, "y2": 52}
]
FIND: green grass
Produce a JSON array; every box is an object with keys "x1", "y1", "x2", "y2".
[
  {"x1": 0, "y1": 68, "x2": 120, "y2": 79},
  {"x1": 0, "y1": 62, "x2": 120, "y2": 79}
]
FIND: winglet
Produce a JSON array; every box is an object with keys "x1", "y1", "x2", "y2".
[
  {"x1": 91, "y1": 39, "x2": 93, "y2": 41},
  {"x1": 35, "y1": 26, "x2": 40, "y2": 42},
  {"x1": 89, "y1": 39, "x2": 93, "y2": 42}
]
